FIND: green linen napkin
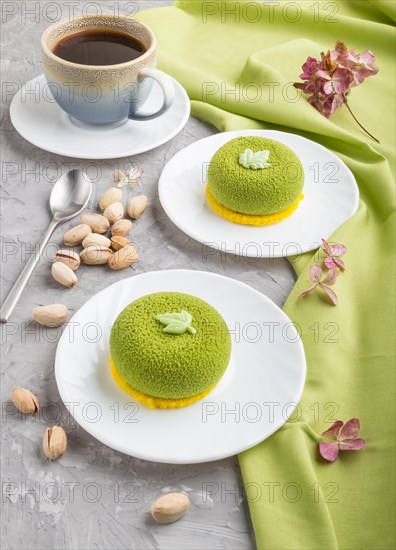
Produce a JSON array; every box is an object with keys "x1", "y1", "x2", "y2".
[{"x1": 138, "y1": 2, "x2": 395, "y2": 548}]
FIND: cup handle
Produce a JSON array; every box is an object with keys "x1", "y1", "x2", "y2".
[{"x1": 128, "y1": 68, "x2": 175, "y2": 121}]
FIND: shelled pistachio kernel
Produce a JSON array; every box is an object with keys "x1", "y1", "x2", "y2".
[{"x1": 151, "y1": 493, "x2": 190, "y2": 525}]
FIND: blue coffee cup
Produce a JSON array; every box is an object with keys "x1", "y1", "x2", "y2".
[{"x1": 41, "y1": 14, "x2": 175, "y2": 126}]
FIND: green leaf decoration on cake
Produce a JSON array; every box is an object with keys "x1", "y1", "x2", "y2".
[
  {"x1": 156, "y1": 310, "x2": 197, "y2": 335},
  {"x1": 239, "y1": 148, "x2": 271, "y2": 169}
]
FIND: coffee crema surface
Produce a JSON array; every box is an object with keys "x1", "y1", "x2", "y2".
[{"x1": 52, "y1": 30, "x2": 146, "y2": 65}]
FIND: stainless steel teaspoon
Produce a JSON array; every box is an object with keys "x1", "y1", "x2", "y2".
[{"x1": 0, "y1": 170, "x2": 92, "y2": 322}]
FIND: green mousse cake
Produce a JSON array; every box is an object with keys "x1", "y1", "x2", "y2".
[
  {"x1": 206, "y1": 136, "x2": 304, "y2": 225},
  {"x1": 109, "y1": 292, "x2": 231, "y2": 407}
]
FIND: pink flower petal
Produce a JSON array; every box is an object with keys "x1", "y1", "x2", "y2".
[
  {"x1": 310, "y1": 264, "x2": 323, "y2": 283},
  {"x1": 340, "y1": 438, "x2": 366, "y2": 451},
  {"x1": 319, "y1": 442, "x2": 340, "y2": 462},
  {"x1": 331, "y1": 244, "x2": 347, "y2": 256},
  {"x1": 334, "y1": 41, "x2": 347, "y2": 55},
  {"x1": 346, "y1": 49, "x2": 359, "y2": 63},
  {"x1": 340, "y1": 418, "x2": 360, "y2": 440},
  {"x1": 326, "y1": 94, "x2": 342, "y2": 116},
  {"x1": 322, "y1": 268, "x2": 340, "y2": 286},
  {"x1": 299, "y1": 285, "x2": 318, "y2": 298},
  {"x1": 321, "y1": 238, "x2": 332, "y2": 255},
  {"x1": 334, "y1": 258, "x2": 346, "y2": 270},
  {"x1": 321, "y1": 420, "x2": 344, "y2": 440},
  {"x1": 324, "y1": 257, "x2": 338, "y2": 269},
  {"x1": 322, "y1": 80, "x2": 336, "y2": 95},
  {"x1": 321, "y1": 285, "x2": 338, "y2": 305},
  {"x1": 316, "y1": 69, "x2": 331, "y2": 81},
  {"x1": 300, "y1": 56, "x2": 321, "y2": 79}
]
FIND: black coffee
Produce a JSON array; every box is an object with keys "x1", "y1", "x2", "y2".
[{"x1": 53, "y1": 30, "x2": 146, "y2": 65}]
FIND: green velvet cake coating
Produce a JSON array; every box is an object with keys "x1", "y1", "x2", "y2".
[
  {"x1": 110, "y1": 292, "x2": 231, "y2": 399},
  {"x1": 207, "y1": 137, "x2": 304, "y2": 215}
]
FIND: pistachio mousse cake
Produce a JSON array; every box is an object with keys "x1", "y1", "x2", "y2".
[
  {"x1": 109, "y1": 292, "x2": 231, "y2": 409},
  {"x1": 206, "y1": 136, "x2": 304, "y2": 225}
]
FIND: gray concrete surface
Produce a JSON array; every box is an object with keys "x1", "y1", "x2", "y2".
[{"x1": 1, "y1": 2, "x2": 296, "y2": 548}]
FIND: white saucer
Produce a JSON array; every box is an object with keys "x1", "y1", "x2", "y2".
[
  {"x1": 55, "y1": 270, "x2": 306, "y2": 464},
  {"x1": 159, "y1": 130, "x2": 359, "y2": 258},
  {"x1": 10, "y1": 74, "x2": 190, "y2": 159}
]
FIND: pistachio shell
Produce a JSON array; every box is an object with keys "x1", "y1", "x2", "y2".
[
  {"x1": 151, "y1": 493, "x2": 190, "y2": 524},
  {"x1": 63, "y1": 224, "x2": 92, "y2": 246},
  {"x1": 80, "y1": 212, "x2": 110, "y2": 234},
  {"x1": 113, "y1": 169, "x2": 128, "y2": 184},
  {"x1": 103, "y1": 202, "x2": 124, "y2": 224},
  {"x1": 42, "y1": 426, "x2": 67, "y2": 460},
  {"x1": 111, "y1": 219, "x2": 133, "y2": 237},
  {"x1": 53, "y1": 249, "x2": 80, "y2": 271},
  {"x1": 127, "y1": 195, "x2": 148, "y2": 219},
  {"x1": 110, "y1": 236, "x2": 131, "y2": 251},
  {"x1": 108, "y1": 243, "x2": 139, "y2": 270},
  {"x1": 82, "y1": 233, "x2": 111, "y2": 249},
  {"x1": 99, "y1": 187, "x2": 123, "y2": 210},
  {"x1": 80, "y1": 246, "x2": 113, "y2": 265},
  {"x1": 32, "y1": 304, "x2": 68, "y2": 327},
  {"x1": 51, "y1": 262, "x2": 77, "y2": 288},
  {"x1": 11, "y1": 387, "x2": 39, "y2": 415}
]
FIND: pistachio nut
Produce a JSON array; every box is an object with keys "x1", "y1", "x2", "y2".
[
  {"x1": 51, "y1": 262, "x2": 77, "y2": 288},
  {"x1": 80, "y1": 246, "x2": 113, "y2": 265},
  {"x1": 32, "y1": 304, "x2": 68, "y2": 327},
  {"x1": 99, "y1": 186, "x2": 123, "y2": 210},
  {"x1": 110, "y1": 236, "x2": 131, "y2": 251},
  {"x1": 42, "y1": 426, "x2": 67, "y2": 460},
  {"x1": 82, "y1": 233, "x2": 111, "y2": 249},
  {"x1": 127, "y1": 195, "x2": 148, "y2": 219},
  {"x1": 53, "y1": 249, "x2": 80, "y2": 271},
  {"x1": 103, "y1": 201, "x2": 124, "y2": 224},
  {"x1": 80, "y1": 212, "x2": 110, "y2": 234},
  {"x1": 63, "y1": 224, "x2": 92, "y2": 246},
  {"x1": 111, "y1": 219, "x2": 133, "y2": 237},
  {"x1": 151, "y1": 493, "x2": 190, "y2": 525},
  {"x1": 108, "y1": 243, "x2": 139, "y2": 270},
  {"x1": 11, "y1": 387, "x2": 39, "y2": 415}
]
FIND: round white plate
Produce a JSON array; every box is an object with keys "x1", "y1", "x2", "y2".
[
  {"x1": 10, "y1": 74, "x2": 190, "y2": 159},
  {"x1": 55, "y1": 270, "x2": 306, "y2": 464},
  {"x1": 159, "y1": 129, "x2": 359, "y2": 258}
]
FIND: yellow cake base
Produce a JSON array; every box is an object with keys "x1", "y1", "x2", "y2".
[
  {"x1": 110, "y1": 358, "x2": 217, "y2": 409},
  {"x1": 206, "y1": 187, "x2": 304, "y2": 226}
]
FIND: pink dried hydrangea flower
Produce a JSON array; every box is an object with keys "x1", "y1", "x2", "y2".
[
  {"x1": 299, "y1": 265, "x2": 340, "y2": 305},
  {"x1": 322, "y1": 239, "x2": 347, "y2": 270},
  {"x1": 319, "y1": 418, "x2": 366, "y2": 462},
  {"x1": 294, "y1": 41, "x2": 379, "y2": 142}
]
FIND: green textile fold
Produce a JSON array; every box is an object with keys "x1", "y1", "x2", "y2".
[{"x1": 138, "y1": 2, "x2": 395, "y2": 548}]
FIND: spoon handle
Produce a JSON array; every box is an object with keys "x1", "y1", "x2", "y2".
[{"x1": 0, "y1": 218, "x2": 59, "y2": 323}]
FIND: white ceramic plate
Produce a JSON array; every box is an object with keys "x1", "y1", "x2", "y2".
[
  {"x1": 10, "y1": 74, "x2": 190, "y2": 159},
  {"x1": 55, "y1": 270, "x2": 306, "y2": 464},
  {"x1": 159, "y1": 130, "x2": 359, "y2": 258}
]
